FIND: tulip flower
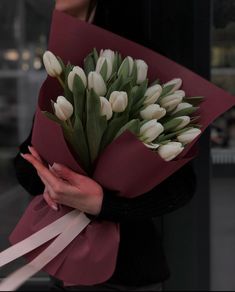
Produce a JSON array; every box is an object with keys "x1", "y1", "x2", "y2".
[
  {"x1": 163, "y1": 78, "x2": 182, "y2": 94},
  {"x1": 144, "y1": 84, "x2": 163, "y2": 105},
  {"x1": 140, "y1": 120, "x2": 164, "y2": 143},
  {"x1": 109, "y1": 91, "x2": 128, "y2": 113},
  {"x1": 177, "y1": 128, "x2": 202, "y2": 144},
  {"x1": 174, "y1": 116, "x2": 191, "y2": 130},
  {"x1": 172, "y1": 102, "x2": 193, "y2": 114},
  {"x1": 53, "y1": 96, "x2": 73, "y2": 121},
  {"x1": 99, "y1": 96, "x2": 113, "y2": 120},
  {"x1": 43, "y1": 51, "x2": 62, "y2": 77},
  {"x1": 158, "y1": 142, "x2": 184, "y2": 161},
  {"x1": 160, "y1": 90, "x2": 185, "y2": 112},
  {"x1": 100, "y1": 49, "x2": 115, "y2": 64},
  {"x1": 96, "y1": 56, "x2": 113, "y2": 80},
  {"x1": 140, "y1": 104, "x2": 166, "y2": 120},
  {"x1": 127, "y1": 56, "x2": 134, "y2": 75},
  {"x1": 136, "y1": 59, "x2": 148, "y2": 84},
  {"x1": 68, "y1": 66, "x2": 87, "y2": 91},
  {"x1": 88, "y1": 71, "x2": 107, "y2": 96}
]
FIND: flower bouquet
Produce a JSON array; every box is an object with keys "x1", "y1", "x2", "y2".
[{"x1": 0, "y1": 10, "x2": 235, "y2": 291}]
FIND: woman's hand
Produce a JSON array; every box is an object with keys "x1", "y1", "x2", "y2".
[{"x1": 21, "y1": 147, "x2": 103, "y2": 216}]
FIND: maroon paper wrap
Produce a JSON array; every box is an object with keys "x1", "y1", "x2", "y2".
[{"x1": 10, "y1": 10, "x2": 235, "y2": 285}]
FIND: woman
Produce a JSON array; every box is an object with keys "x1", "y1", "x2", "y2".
[{"x1": 15, "y1": 0, "x2": 197, "y2": 291}]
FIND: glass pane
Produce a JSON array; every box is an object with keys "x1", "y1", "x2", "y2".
[{"x1": 0, "y1": 0, "x2": 53, "y2": 281}]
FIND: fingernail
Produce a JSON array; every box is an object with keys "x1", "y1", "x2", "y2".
[
  {"x1": 52, "y1": 204, "x2": 58, "y2": 211},
  {"x1": 20, "y1": 153, "x2": 26, "y2": 159}
]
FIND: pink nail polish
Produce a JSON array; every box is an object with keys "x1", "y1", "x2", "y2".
[
  {"x1": 52, "y1": 205, "x2": 58, "y2": 211},
  {"x1": 20, "y1": 153, "x2": 26, "y2": 159}
]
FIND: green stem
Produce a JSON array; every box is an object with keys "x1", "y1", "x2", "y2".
[{"x1": 57, "y1": 75, "x2": 65, "y2": 89}]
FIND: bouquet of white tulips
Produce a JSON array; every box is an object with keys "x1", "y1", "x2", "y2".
[{"x1": 43, "y1": 49, "x2": 202, "y2": 171}]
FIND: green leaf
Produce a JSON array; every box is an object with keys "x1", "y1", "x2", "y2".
[
  {"x1": 56, "y1": 56, "x2": 66, "y2": 77},
  {"x1": 130, "y1": 80, "x2": 148, "y2": 115},
  {"x1": 106, "y1": 75, "x2": 124, "y2": 98},
  {"x1": 184, "y1": 96, "x2": 204, "y2": 106},
  {"x1": 171, "y1": 107, "x2": 199, "y2": 118},
  {"x1": 63, "y1": 63, "x2": 74, "y2": 104},
  {"x1": 131, "y1": 62, "x2": 138, "y2": 86},
  {"x1": 84, "y1": 53, "x2": 95, "y2": 75},
  {"x1": 118, "y1": 58, "x2": 130, "y2": 79},
  {"x1": 42, "y1": 111, "x2": 62, "y2": 125},
  {"x1": 63, "y1": 119, "x2": 90, "y2": 172},
  {"x1": 162, "y1": 118, "x2": 182, "y2": 132},
  {"x1": 158, "y1": 84, "x2": 175, "y2": 102},
  {"x1": 100, "y1": 113, "x2": 129, "y2": 151},
  {"x1": 112, "y1": 52, "x2": 119, "y2": 74},
  {"x1": 86, "y1": 89, "x2": 107, "y2": 163},
  {"x1": 156, "y1": 127, "x2": 193, "y2": 143},
  {"x1": 100, "y1": 59, "x2": 108, "y2": 81},
  {"x1": 93, "y1": 48, "x2": 99, "y2": 64},
  {"x1": 115, "y1": 119, "x2": 140, "y2": 139},
  {"x1": 73, "y1": 75, "x2": 86, "y2": 123}
]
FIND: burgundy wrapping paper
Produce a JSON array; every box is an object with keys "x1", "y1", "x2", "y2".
[{"x1": 10, "y1": 10, "x2": 235, "y2": 285}]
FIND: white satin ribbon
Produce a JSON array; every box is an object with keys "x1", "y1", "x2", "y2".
[{"x1": 0, "y1": 211, "x2": 91, "y2": 291}]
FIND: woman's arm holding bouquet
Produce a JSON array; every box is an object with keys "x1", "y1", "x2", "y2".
[{"x1": 21, "y1": 147, "x2": 196, "y2": 221}]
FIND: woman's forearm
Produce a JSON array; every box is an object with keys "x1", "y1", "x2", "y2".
[{"x1": 96, "y1": 162, "x2": 197, "y2": 222}]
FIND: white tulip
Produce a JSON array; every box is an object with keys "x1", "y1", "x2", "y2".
[
  {"x1": 140, "y1": 104, "x2": 166, "y2": 120},
  {"x1": 136, "y1": 59, "x2": 148, "y2": 84},
  {"x1": 68, "y1": 66, "x2": 87, "y2": 91},
  {"x1": 174, "y1": 116, "x2": 191, "y2": 130},
  {"x1": 163, "y1": 78, "x2": 182, "y2": 93},
  {"x1": 99, "y1": 96, "x2": 113, "y2": 120},
  {"x1": 109, "y1": 91, "x2": 128, "y2": 113},
  {"x1": 100, "y1": 49, "x2": 115, "y2": 64},
  {"x1": 158, "y1": 142, "x2": 184, "y2": 161},
  {"x1": 140, "y1": 120, "x2": 164, "y2": 143},
  {"x1": 160, "y1": 90, "x2": 185, "y2": 112},
  {"x1": 43, "y1": 51, "x2": 62, "y2": 77},
  {"x1": 54, "y1": 96, "x2": 73, "y2": 121},
  {"x1": 144, "y1": 142, "x2": 160, "y2": 150},
  {"x1": 144, "y1": 84, "x2": 162, "y2": 105},
  {"x1": 177, "y1": 128, "x2": 202, "y2": 144},
  {"x1": 172, "y1": 102, "x2": 193, "y2": 114},
  {"x1": 88, "y1": 72, "x2": 107, "y2": 96},
  {"x1": 96, "y1": 56, "x2": 113, "y2": 80}
]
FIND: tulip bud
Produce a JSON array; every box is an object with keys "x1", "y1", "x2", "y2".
[
  {"x1": 144, "y1": 84, "x2": 163, "y2": 105},
  {"x1": 100, "y1": 49, "x2": 115, "y2": 64},
  {"x1": 160, "y1": 90, "x2": 185, "y2": 112},
  {"x1": 88, "y1": 72, "x2": 107, "y2": 96},
  {"x1": 136, "y1": 59, "x2": 148, "y2": 84},
  {"x1": 99, "y1": 96, "x2": 113, "y2": 120},
  {"x1": 127, "y1": 56, "x2": 134, "y2": 75},
  {"x1": 177, "y1": 128, "x2": 201, "y2": 144},
  {"x1": 158, "y1": 142, "x2": 184, "y2": 161},
  {"x1": 96, "y1": 56, "x2": 113, "y2": 80},
  {"x1": 172, "y1": 102, "x2": 193, "y2": 114},
  {"x1": 140, "y1": 104, "x2": 166, "y2": 120},
  {"x1": 140, "y1": 120, "x2": 164, "y2": 143},
  {"x1": 68, "y1": 66, "x2": 87, "y2": 91},
  {"x1": 109, "y1": 91, "x2": 128, "y2": 113},
  {"x1": 43, "y1": 51, "x2": 62, "y2": 77},
  {"x1": 53, "y1": 96, "x2": 73, "y2": 121},
  {"x1": 174, "y1": 116, "x2": 191, "y2": 130},
  {"x1": 163, "y1": 78, "x2": 182, "y2": 94}
]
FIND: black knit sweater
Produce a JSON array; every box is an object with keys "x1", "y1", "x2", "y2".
[{"x1": 14, "y1": 123, "x2": 196, "y2": 286}]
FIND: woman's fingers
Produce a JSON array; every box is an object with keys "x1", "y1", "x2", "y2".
[
  {"x1": 21, "y1": 153, "x2": 61, "y2": 189},
  {"x1": 28, "y1": 146, "x2": 44, "y2": 164},
  {"x1": 43, "y1": 191, "x2": 58, "y2": 211}
]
